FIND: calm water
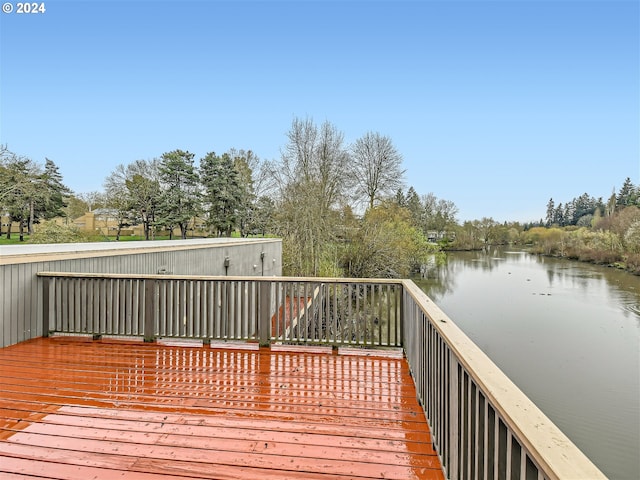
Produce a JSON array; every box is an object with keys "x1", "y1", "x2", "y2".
[{"x1": 413, "y1": 248, "x2": 640, "y2": 480}]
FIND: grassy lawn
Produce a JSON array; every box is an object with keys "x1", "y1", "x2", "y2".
[
  {"x1": 0, "y1": 232, "x2": 272, "y2": 246},
  {"x1": 0, "y1": 236, "x2": 31, "y2": 245},
  {"x1": 111, "y1": 235, "x2": 172, "y2": 241}
]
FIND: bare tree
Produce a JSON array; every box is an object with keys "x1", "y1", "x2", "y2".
[
  {"x1": 104, "y1": 159, "x2": 160, "y2": 240},
  {"x1": 421, "y1": 192, "x2": 458, "y2": 235},
  {"x1": 269, "y1": 117, "x2": 352, "y2": 275},
  {"x1": 351, "y1": 132, "x2": 405, "y2": 210},
  {"x1": 77, "y1": 191, "x2": 106, "y2": 212}
]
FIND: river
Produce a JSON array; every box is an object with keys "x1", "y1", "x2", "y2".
[{"x1": 412, "y1": 248, "x2": 640, "y2": 480}]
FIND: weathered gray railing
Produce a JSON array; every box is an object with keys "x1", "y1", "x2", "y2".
[
  {"x1": 37, "y1": 273, "x2": 402, "y2": 347},
  {"x1": 401, "y1": 280, "x2": 606, "y2": 480},
  {"x1": 37, "y1": 272, "x2": 605, "y2": 480}
]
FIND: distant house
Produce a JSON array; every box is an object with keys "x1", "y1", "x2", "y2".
[
  {"x1": 73, "y1": 209, "x2": 136, "y2": 236},
  {"x1": 0, "y1": 211, "x2": 27, "y2": 235},
  {"x1": 426, "y1": 230, "x2": 456, "y2": 243},
  {"x1": 73, "y1": 210, "x2": 207, "y2": 238}
]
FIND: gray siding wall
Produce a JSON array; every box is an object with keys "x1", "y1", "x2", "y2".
[{"x1": 0, "y1": 239, "x2": 282, "y2": 348}]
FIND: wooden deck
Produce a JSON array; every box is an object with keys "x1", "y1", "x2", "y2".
[{"x1": 0, "y1": 337, "x2": 444, "y2": 480}]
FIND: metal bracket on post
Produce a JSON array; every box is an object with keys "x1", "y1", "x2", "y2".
[{"x1": 258, "y1": 280, "x2": 271, "y2": 347}]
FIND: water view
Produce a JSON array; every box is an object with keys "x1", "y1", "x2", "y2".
[{"x1": 413, "y1": 248, "x2": 640, "y2": 480}]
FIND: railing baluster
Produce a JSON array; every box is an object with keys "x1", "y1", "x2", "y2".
[
  {"x1": 245, "y1": 281, "x2": 255, "y2": 340},
  {"x1": 163, "y1": 280, "x2": 170, "y2": 336},
  {"x1": 275, "y1": 280, "x2": 282, "y2": 341},
  {"x1": 258, "y1": 280, "x2": 271, "y2": 346},
  {"x1": 181, "y1": 280, "x2": 188, "y2": 337},
  {"x1": 55, "y1": 277, "x2": 62, "y2": 333},
  {"x1": 68, "y1": 278, "x2": 74, "y2": 332},
  {"x1": 205, "y1": 280, "x2": 212, "y2": 339},
  {"x1": 238, "y1": 280, "x2": 244, "y2": 340},
  {"x1": 506, "y1": 430, "x2": 513, "y2": 480},
  {"x1": 336, "y1": 284, "x2": 341, "y2": 345},
  {"x1": 288, "y1": 282, "x2": 295, "y2": 342},
  {"x1": 193, "y1": 281, "x2": 200, "y2": 338},
  {"x1": 118, "y1": 279, "x2": 125, "y2": 334},
  {"x1": 213, "y1": 280, "x2": 219, "y2": 338},
  {"x1": 111, "y1": 278, "x2": 118, "y2": 334},
  {"x1": 450, "y1": 355, "x2": 459, "y2": 480},
  {"x1": 169, "y1": 279, "x2": 175, "y2": 337},
  {"x1": 42, "y1": 276, "x2": 51, "y2": 337},
  {"x1": 483, "y1": 395, "x2": 489, "y2": 480},
  {"x1": 98, "y1": 278, "x2": 104, "y2": 334},
  {"x1": 231, "y1": 279, "x2": 236, "y2": 340},
  {"x1": 127, "y1": 279, "x2": 133, "y2": 335},
  {"x1": 224, "y1": 279, "x2": 230, "y2": 339}
]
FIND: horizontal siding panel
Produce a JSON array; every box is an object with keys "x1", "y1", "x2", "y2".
[{"x1": 0, "y1": 240, "x2": 281, "y2": 348}]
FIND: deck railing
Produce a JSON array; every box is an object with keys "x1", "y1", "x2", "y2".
[
  {"x1": 400, "y1": 280, "x2": 605, "y2": 480},
  {"x1": 37, "y1": 272, "x2": 605, "y2": 480},
  {"x1": 38, "y1": 273, "x2": 402, "y2": 347}
]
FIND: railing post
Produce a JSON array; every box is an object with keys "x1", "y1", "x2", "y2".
[
  {"x1": 144, "y1": 279, "x2": 156, "y2": 341},
  {"x1": 42, "y1": 276, "x2": 51, "y2": 337},
  {"x1": 449, "y1": 352, "x2": 460, "y2": 480},
  {"x1": 399, "y1": 284, "x2": 404, "y2": 348},
  {"x1": 258, "y1": 280, "x2": 271, "y2": 347}
]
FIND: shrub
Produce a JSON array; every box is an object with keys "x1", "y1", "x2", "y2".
[
  {"x1": 577, "y1": 248, "x2": 622, "y2": 265},
  {"x1": 624, "y1": 253, "x2": 640, "y2": 275},
  {"x1": 30, "y1": 221, "x2": 89, "y2": 244},
  {"x1": 624, "y1": 220, "x2": 640, "y2": 253}
]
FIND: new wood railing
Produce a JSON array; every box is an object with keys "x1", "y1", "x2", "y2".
[{"x1": 37, "y1": 272, "x2": 606, "y2": 480}]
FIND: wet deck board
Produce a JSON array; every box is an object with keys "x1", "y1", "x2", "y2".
[{"x1": 0, "y1": 337, "x2": 444, "y2": 479}]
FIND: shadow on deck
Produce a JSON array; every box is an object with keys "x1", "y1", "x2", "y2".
[{"x1": 0, "y1": 337, "x2": 444, "y2": 480}]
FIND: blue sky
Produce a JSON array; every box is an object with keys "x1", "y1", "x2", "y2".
[{"x1": 1, "y1": 0, "x2": 638, "y2": 222}]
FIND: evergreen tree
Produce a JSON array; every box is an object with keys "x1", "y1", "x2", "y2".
[
  {"x1": 563, "y1": 202, "x2": 575, "y2": 227},
  {"x1": 41, "y1": 158, "x2": 71, "y2": 219},
  {"x1": 545, "y1": 198, "x2": 555, "y2": 226},
  {"x1": 200, "y1": 152, "x2": 243, "y2": 237},
  {"x1": 405, "y1": 187, "x2": 422, "y2": 229},
  {"x1": 393, "y1": 188, "x2": 406, "y2": 207},
  {"x1": 554, "y1": 203, "x2": 564, "y2": 226},
  {"x1": 230, "y1": 150, "x2": 257, "y2": 237},
  {"x1": 572, "y1": 193, "x2": 598, "y2": 225},
  {"x1": 157, "y1": 150, "x2": 199, "y2": 239},
  {"x1": 617, "y1": 177, "x2": 635, "y2": 206}
]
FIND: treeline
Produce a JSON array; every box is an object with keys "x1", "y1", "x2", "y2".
[
  {"x1": 542, "y1": 178, "x2": 639, "y2": 228},
  {"x1": 525, "y1": 179, "x2": 640, "y2": 274},
  {"x1": 448, "y1": 180, "x2": 640, "y2": 275},
  {"x1": 0, "y1": 146, "x2": 70, "y2": 241},
  {"x1": 3, "y1": 120, "x2": 637, "y2": 276},
  {"x1": 0, "y1": 118, "x2": 460, "y2": 277}
]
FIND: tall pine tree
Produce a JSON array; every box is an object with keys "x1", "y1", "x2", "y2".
[
  {"x1": 42, "y1": 158, "x2": 71, "y2": 220},
  {"x1": 200, "y1": 152, "x2": 243, "y2": 237},
  {"x1": 157, "y1": 150, "x2": 199, "y2": 239}
]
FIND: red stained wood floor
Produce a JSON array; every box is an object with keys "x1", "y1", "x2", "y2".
[{"x1": 0, "y1": 337, "x2": 444, "y2": 480}]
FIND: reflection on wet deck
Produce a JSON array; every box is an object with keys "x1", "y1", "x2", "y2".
[{"x1": 0, "y1": 337, "x2": 444, "y2": 479}]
